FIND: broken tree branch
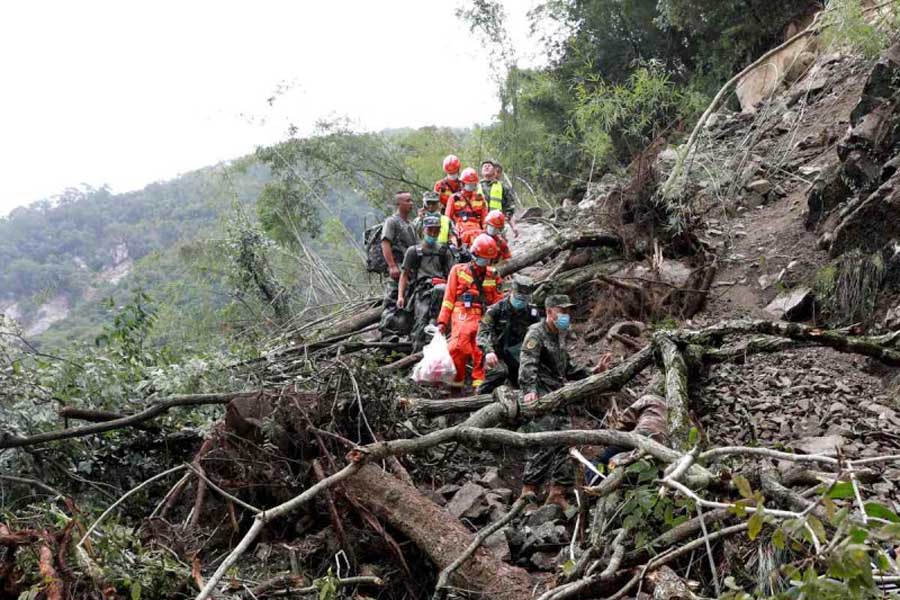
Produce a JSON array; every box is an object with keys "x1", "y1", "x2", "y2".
[
  {"x1": 1, "y1": 392, "x2": 255, "y2": 449},
  {"x1": 495, "y1": 228, "x2": 622, "y2": 277},
  {"x1": 0, "y1": 474, "x2": 64, "y2": 498},
  {"x1": 263, "y1": 575, "x2": 383, "y2": 598},
  {"x1": 79, "y1": 464, "x2": 187, "y2": 547},
  {"x1": 58, "y1": 407, "x2": 161, "y2": 431}
]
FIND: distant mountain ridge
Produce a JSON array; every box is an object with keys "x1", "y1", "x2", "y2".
[{"x1": 0, "y1": 159, "x2": 271, "y2": 340}]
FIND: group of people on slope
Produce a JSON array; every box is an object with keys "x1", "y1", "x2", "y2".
[
  {"x1": 378, "y1": 156, "x2": 517, "y2": 379},
  {"x1": 377, "y1": 155, "x2": 615, "y2": 511}
]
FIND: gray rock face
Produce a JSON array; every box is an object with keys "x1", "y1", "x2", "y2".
[
  {"x1": 445, "y1": 482, "x2": 486, "y2": 519},
  {"x1": 519, "y1": 207, "x2": 544, "y2": 220},
  {"x1": 747, "y1": 179, "x2": 772, "y2": 195},
  {"x1": 483, "y1": 529, "x2": 511, "y2": 561},
  {"x1": 789, "y1": 435, "x2": 846, "y2": 457},
  {"x1": 478, "y1": 467, "x2": 506, "y2": 490},
  {"x1": 765, "y1": 287, "x2": 814, "y2": 321},
  {"x1": 530, "y1": 551, "x2": 557, "y2": 571},
  {"x1": 526, "y1": 504, "x2": 565, "y2": 528}
]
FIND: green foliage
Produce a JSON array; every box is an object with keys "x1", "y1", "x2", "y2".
[
  {"x1": 657, "y1": 0, "x2": 813, "y2": 86},
  {"x1": 720, "y1": 472, "x2": 900, "y2": 599},
  {"x1": 619, "y1": 459, "x2": 692, "y2": 550},
  {"x1": 814, "y1": 250, "x2": 884, "y2": 326},
  {"x1": 457, "y1": 0, "x2": 814, "y2": 201},
  {"x1": 573, "y1": 60, "x2": 707, "y2": 164},
  {"x1": 820, "y1": 0, "x2": 890, "y2": 59}
]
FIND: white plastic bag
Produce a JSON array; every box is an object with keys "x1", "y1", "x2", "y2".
[{"x1": 411, "y1": 326, "x2": 457, "y2": 384}]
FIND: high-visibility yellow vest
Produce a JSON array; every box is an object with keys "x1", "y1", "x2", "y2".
[
  {"x1": 438, "y1": 215, "x2": 451, "y2": 244},
  {"x1": 488, "y1": 181, "x2": 503, "y2": 211}
]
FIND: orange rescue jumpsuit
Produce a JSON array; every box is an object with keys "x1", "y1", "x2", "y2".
[
  {"x1": 445, "y1": 190, "x2": 487, "y2": 247},
  {"x1": 434, "y1": 177, "x2": 462, "y2": 211},
  {"x1": 437, "y1": 263, "x2": 504, "y2": 388}
]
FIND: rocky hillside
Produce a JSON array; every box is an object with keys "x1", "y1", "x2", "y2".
[{"x1": 4, "y1": 22, "x2": 900, "y2": 600}]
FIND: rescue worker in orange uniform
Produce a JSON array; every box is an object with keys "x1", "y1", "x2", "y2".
[
  {"x1": 437, "y1": 234, "x2": 504, "y2": 389},
  {"x1": 484, "y1": 209, "x2": 512, "y2": 262},
  {"x1": 434, "y1": 154, "x2": 463, "y2": 210},
  {"x1": 445, "y1": 167, "x2": 488, "y2": 248}
]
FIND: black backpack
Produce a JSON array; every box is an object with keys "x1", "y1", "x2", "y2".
[{"x1": 364, "y1": 222, "x2": 388, "y2": 274}]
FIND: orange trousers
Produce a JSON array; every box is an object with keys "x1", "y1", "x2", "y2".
[{"x1": 448, "y1": 307, "x2": 485, "y2": 388}]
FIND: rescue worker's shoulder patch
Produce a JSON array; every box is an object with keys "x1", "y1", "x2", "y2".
[
  {"x1": 524, "y1": 336, "x2": 539, "y2": 351},
  {"x1": 482, "y1": 313, "x2": 493, "y2": 325}
]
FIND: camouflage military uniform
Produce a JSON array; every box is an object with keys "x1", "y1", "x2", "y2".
[
  {"x1": 401, "y1": 243, "x2": 454, "y2": 352},
  {"x1": 379, "y1": 213, "x2": 417, "y2": 338},
  {"x1": 518, "y1": 318, "x2": 591, "y2": 487},
  {"x1": 475, "y1": 277, "x2": 539, "y2": 393}
]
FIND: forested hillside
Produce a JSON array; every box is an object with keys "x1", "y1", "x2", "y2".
[{"x1": 0, "y1": 125, "x2": 474, "y2": 346}]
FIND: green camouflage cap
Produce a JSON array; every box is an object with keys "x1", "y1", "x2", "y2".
[
  {"x1": 422, "y1": 215, "x2": 441, "y2": 229},
  {"x1": 545, "y1": 294, "x2": 575, "y2": 309},
  {"x1": 422, "y1": 191, "x2": 441, "y2": 205},
  {"x1": 481, "y1": 158, "x2": 499, "y2": 168},
  {"x1": 512, "y1": 275, "x2": 535, "y2": 295}
]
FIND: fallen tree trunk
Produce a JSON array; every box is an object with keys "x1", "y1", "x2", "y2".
[
  {"x1": 496, "y1": 229, "x2": 622, "y2": 278},
  {"x1": 533, "y1": 259, "x2": 625, "y2": 305},
  {"x1": 330, "y1": 306, "x2": 383, "y2": 338},
  {"x1": 379, "y1": 352, "x2": 422, "y2": 373},
  {"x1": 462, "y1": 345, "x2": 656, "y2": 429},
  {"x1": 400, "y1": 394, "x2": 494, "y2": 416},
  {"x1": 658, "y1": 336, "x2": 692, "y2": 446},
  {"x1": 342, "y1": 464, "x2": 535, "y2": 600},
  {"x1": 675, "y1": 319, "x2": 900, "y2": 366}
]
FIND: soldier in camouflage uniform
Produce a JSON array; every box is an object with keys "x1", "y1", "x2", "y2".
[
  {"x1": 397, "y1": 215, "x2": 454, "y2": 352},
  {"x1": 475, "y1": 275, "x2": 539, "y2": 393},
  {"x1": 518, "y1": 294, "x2": 611, "y2": 510}
]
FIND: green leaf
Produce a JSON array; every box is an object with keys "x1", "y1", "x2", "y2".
[
  {"x1": 733, "y1": 474, "x2": 753, "y2": 499},
  {"x1": 807, "y1": 516, "x2": 826, "y2": 544},
  {"x1": 822, "y1": 496, "x2": 837, "y2": 521},
  {"x1": 772, "y1": 527, "x2": 786, "y2": 550},
  {"x1": 688, "y1": 426, "x2": 699, "y2": 446},
  {"x1": 748, "y1": 511, "x2": 764, "y2": 540},
  {"x1": 561, "y1": 559, "x2": 576, "y2": 575},
  {"x1": 130, "y1": 582, "x2": 142, "y2": 600},
  {"x1": 864, "y1": 502, "x2": 900, "y2": 523},
  {"x1": 826, "y1": 481, "x2": 855, "y2": 499}
]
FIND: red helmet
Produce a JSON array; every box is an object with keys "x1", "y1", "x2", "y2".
[
  {"x1": 470, "y1": 233, "x2": 499, "y2": 260},
  {"x1": 443, "y1": 154, "x2": 460, "y2": 174},
  {"x1": 485, "y1": 210, "x2": 505, "y2": 229},
  {"x1": 461, "y1": 167, "x2": 479, "y2": 184}
]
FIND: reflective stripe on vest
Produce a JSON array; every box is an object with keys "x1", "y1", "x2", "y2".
[{"x1": 489, "y1": 181, "x2": 503, "y2": 211}]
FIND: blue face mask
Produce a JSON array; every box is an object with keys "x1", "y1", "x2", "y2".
[
  {"x1": 474, "y1": 256, "x2": 490, "y2": 267},
  {"x1": 555, "y1": 313, "x2": 571, "y2": 331},
  {"x1": 510, "y1": 296, "x2": 527, "y2": 310},
  {"x1": 424, "y1": 234, "x2": 438, "y2": 245}
]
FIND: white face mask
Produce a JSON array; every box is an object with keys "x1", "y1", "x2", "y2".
[
  {"x1": 448, "y1": 174, "x2": 459, "y2": 181},
  {"x1": 464, "y1": 183, "x2": 477, "y2": 192},
  {"x1": 486, "y1": 225, "x2": 498, "y2": 236}
]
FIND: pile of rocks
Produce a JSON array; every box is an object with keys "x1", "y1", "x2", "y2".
[
  {"x1": 430, "y1": 467, "x2": 577, "y2": 571},
  {"x1": 698, "y1": 345, "x2": 900, "y2": 505}
]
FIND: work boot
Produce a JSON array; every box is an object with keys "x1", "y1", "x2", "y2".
[{"x1": 544, "y1": 484, "x2": 570, "y2": 512}]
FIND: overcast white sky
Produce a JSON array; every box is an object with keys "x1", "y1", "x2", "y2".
[{"x1": 0, "y1": 1, "x2": 546, "y2": 216}]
